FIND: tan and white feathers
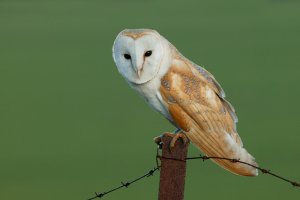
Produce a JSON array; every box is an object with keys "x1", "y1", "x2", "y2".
[{"x1": 112, "y1": 29, "x2": 258, "y2": 176}]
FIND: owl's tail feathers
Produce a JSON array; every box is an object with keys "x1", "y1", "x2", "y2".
[
  {"x1": 187, "y1": 129, "x2": 258, "y2": 176},
  {"x1": 210, "y1": 145, "x2": 259, "y2": 177}
]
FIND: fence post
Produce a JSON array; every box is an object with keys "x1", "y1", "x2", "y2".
[{"x1": 158, "y1": 134, "x2": 189, "y2": 200}]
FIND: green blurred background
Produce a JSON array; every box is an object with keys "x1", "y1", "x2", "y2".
[{"x1": 1, "y1": 0, "x2": 300, "y2": 199}]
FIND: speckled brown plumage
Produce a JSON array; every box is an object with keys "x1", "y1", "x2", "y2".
[{"x1": 160, "y1": 59, "x2": 257, "y2": 176}]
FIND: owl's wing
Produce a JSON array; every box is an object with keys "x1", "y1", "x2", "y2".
[{"x1": 159, "y1": 60, "x2": 258, "y2": 176}]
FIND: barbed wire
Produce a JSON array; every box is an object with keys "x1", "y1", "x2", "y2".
[
  {"x1": 88, "y1": 147, "x2": 300, "y2": 200},
  {"x1": 186, "y1": 155, "x2": 300, "y2": 187},
  {"x1": 87, "y1": 167, "x2": 159, "y2": 200},
  {"x1": 87, "y1": 148, "x2": 162, "y2": 200}
]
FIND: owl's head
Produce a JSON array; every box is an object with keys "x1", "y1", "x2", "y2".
[{"x1": 113, "y1": 29, "x2": 170, "y2": 85}]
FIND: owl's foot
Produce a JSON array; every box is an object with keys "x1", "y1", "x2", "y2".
[
  {"x1": 167, "y1": 132, "x2": 189, "y2": 148},
  {"x1": 154, "y1": 132, "x2": 189, "y2": 149}
]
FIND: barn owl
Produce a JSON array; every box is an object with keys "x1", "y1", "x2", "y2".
[{"x1": 112, "y1": 29, "x2": 258, "y2": 176}]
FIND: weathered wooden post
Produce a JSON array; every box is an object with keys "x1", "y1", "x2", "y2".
[{"x1": 158, "y1": 134, "x2": 189, "y2": 200}]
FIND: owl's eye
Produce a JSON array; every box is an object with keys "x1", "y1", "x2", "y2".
[
  {"x1": 124, "y1": 54, "x2": 131, "y2": 60},
  {"x1": 144, "y1": 51, "x2": 152, "y2": 57}
]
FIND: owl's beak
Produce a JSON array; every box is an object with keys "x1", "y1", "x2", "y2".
[
  {"x1": 137, "y1": 69, "x2": 142, "y2": 77},
  {"x1": 133, "y1": 67, "x2": 142, "y2": 78},
  {"x1": 132, "y1": 57, "x2": 143, "y2": 78},
  {"x1": 132, "y1": 63, "x2": 142, "y2": 78}
]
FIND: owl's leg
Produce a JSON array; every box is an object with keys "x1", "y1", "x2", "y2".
[
  {"x1": 173, "y1": 128, "x2": 182, "y2": 134},
  {"x1": 154, "y1": 130, "x2": 189, "y2": 149}
]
